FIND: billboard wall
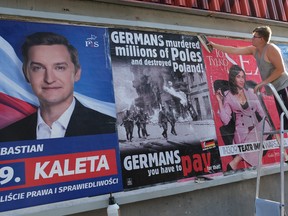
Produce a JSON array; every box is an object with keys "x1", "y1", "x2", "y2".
[{"x1": 0, "y1": 19, "x2": 287, "y2": 213}]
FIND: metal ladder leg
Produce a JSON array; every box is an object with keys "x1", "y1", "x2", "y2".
[
  {"x1": 280, "y1": 112, "x2": 285, "y2": 216},
  {"x1": 255, "y1": 83, "x2": 288, "y2": 216}
]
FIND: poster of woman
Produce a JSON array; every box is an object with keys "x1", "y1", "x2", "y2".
[{"x1": 203, "y1": 37, "x2": 282, "y2": 173}]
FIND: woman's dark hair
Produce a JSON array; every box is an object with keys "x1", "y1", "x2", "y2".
[
  {"x1": 228, "y1": 65, "x2": 247, "y2": 95},
  {"x1": 21, "y1": 32, "x2": 80, "y2": 79}
]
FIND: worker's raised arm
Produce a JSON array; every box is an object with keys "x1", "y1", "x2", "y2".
[{"x1": 209, "y1": 41, "x2": 255, "y2": 56}]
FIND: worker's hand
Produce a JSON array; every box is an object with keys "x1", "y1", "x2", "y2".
[
  {"x1": 254, "y1": 83, "x2": 264, "y2": 94},
  {"x1": 215, "y1": 89, "x2": 224, "y2": 102}
]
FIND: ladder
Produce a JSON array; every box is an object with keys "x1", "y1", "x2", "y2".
[{"x1": 255, "y1": 83, "x2": 288, "y2": 216}]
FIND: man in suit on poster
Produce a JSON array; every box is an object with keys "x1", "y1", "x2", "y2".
[{"x1": 0, "y1": 32, "x2": 116, "y2": 142}]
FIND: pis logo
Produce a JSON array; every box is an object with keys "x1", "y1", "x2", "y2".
[{"x1": 85, "y1": 34, "x2": 99, "y2": 48}]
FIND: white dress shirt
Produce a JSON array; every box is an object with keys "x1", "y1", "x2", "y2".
[{"x1": 36, "y1": 98, "x2": 76, "y2": 139}]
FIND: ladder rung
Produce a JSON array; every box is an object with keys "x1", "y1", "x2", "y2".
[{"x1": 263, "y1": 129, "x2": 288, "y2": 135}]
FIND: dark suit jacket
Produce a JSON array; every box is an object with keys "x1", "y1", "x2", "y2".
[{"x1": 0, "y1": 99, "x2": 116, "y2": 142}]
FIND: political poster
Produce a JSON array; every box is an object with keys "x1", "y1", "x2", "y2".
[
  {"x1": 203, "y1": 37, "x2": 282, "y2": 173},
  {"x1": 0, "y1": 20, "x2": 122, "y2": 212},
  {"x1": 109, "y1": 29, "x2": 222, "y2": 189}
]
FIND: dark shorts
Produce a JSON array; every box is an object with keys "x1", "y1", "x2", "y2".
[{"x1": 275, "y1": 87, "x2": 288, "y2": 129}]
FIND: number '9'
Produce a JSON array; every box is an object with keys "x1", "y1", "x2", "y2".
[{"x1": 0, "y1": 166, "x2": 14, "y2": 185}]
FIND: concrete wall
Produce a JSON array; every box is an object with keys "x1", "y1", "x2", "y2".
[
  {"x1": 18, "y1": 167, "x2": 287, "y2": 216},
  {"x1": 71, "y1": 171, "x2": 288, "y2": 216},
  {"x1": 0, "y1": 0, "x2": 287, "y2": 39},
  {"x1": 0, "y1": 1, "x2": 287, "y2": 215}
]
